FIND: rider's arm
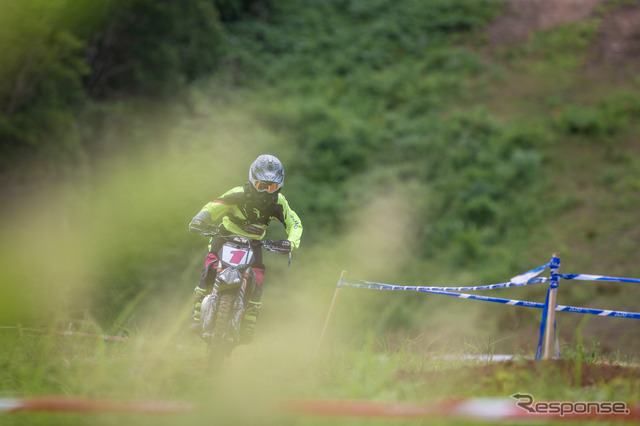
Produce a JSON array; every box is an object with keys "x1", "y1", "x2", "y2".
[
  {"x1": 203, "y1": 188, "x2": 243, "y2": 219},
  {"x1": 277, "y1": 194, "x2": 303, "y2": 250},
  {"x1": 189, "y1": 187, "x2": 243, "y2": 233}
]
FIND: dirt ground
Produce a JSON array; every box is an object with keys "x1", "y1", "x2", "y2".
[
  {"x1": 477, "y1": 359, "x2": 639, "y2": 386},
  {"x1": 486, "y1": 0, "x2": 604, "y2": 44},
  {"x1": 401, "y1": 359, "x2": 640, "y2": 388},
  {"x1": 591, "y1": 2, "x2": 640, "y2": 69},
  {"x1": 486, "y1": 0, "x2": 640, "y2": 70}
]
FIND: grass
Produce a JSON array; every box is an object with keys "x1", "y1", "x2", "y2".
[
  {"x1": 2, "y1": 84, "x2": 638, "y2": 424},
  {"x1": 2, "y1": 3, "x2": 640, "y2": 425},
  {"x1": 1, "y1": 314, "x2": 638, "y2": 426}
]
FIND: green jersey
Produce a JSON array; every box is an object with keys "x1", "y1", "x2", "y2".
[{"x1": 200, "y1": 185, "x2": 303, "y2": 249}]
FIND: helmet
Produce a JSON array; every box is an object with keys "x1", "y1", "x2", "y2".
[{"x1": 249, "y1": 154, "x2": 284, "y2": 193}]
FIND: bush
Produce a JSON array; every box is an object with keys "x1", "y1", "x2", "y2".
[
  {"x1": 0, "y1": 1, "x2": 91, "y2": 168},
  {"x1": 392, "y1": 109, "x2": 545, "y2": 258},
  {"x1": 0, "y1": 0, "x2": 233, "y2": 170},
  {"x1": 226, "y1": 0, "x2": 502, "y2": 81},
  {"x1": 85, "y1": 0, "x2": 227, "y2": 98},
  {"x1": 504, "y1": 20, "x2": 600, "y2": 72},
  {"x1": 553, "y1": 93, "x2": 640, "y2": 141}
]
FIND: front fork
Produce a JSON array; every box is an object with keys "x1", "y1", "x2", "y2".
[
  {"x1": 230, "y1": 268, "x2": 256, "y2": 336},
  {"x1": 202, "y1": 266, "x2": 256, "y2": 339}
]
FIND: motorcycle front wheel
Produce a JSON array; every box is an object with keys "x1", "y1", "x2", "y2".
[{"x1": 206, "y1": 293, "x2": 234, "y2": 367}]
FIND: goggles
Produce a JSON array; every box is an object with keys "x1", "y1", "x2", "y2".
[{"x1": 253, "y1": 180, "x2": 280, "y2": 193}]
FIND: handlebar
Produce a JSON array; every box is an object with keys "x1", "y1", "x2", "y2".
[{"x1": 191, "y1": 225, "x2": 293, "y2": 265}]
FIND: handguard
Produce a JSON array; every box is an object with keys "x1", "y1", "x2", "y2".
[
  {"x1": 189, "y1": 210, "x2": 216, "y2": 235},
  {"x1": 189, "y1": 222, "x2": 218, "y2": 236},
  {"x1": 262, "y1": 239, "x2": 292, "y2": 254}
]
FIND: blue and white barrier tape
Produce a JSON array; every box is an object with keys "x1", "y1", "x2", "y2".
[
  {"x1": 510, "y1": 262, "x2": 550, "y2": 284},
  {"x1": 339, "y1": 281, "x2": 640, "y2": 319},
  {"x1": 562, "y1": 274, "x2": 640, "y2": 284},
  {"x1": 340, "y1": 277, "x2": 549, "y2": 292},
  {"x1": 338, "y1": 263, "x2": 553, "y2": 292},
  {"x1": 341, "y1": 271, "x2": 640, "y2": 292},
  {"x1": 555, "y1": 305, "x2": 640, "y2": 318},
  {"x1": 338, "y1": 258, "x2": 640, "y2": 361}
]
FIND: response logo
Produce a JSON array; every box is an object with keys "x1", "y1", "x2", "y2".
[{"x1": 510, "y1": 393, "x2": 630, "y2": 417}]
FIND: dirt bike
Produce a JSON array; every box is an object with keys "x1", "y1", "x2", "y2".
[{"x1": 194, "y1": 227, "x2": 291, "y2": 365}]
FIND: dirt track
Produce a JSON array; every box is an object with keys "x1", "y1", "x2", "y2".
[
  {"x1": 400, "y1": 359, "x2": 640, "y2": 388},
  {"x1": 487, "y1": 0, "x2": 640, "y2": 70}
]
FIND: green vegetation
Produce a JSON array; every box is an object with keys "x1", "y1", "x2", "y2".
[
  {"x1": 1, "y1": 324, "x2": 638, "y2": 425},
  {"x1": 1, "y1": 0, "x2": 640, "y2": 424}
]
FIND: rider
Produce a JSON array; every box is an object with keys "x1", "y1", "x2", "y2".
[{"x1": 188, "y1": 154, "x2": 303, "y2": 343}]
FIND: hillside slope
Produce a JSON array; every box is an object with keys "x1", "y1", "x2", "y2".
[{"x1": 0, "y1": 0, "x2": 638, "y2": 358}]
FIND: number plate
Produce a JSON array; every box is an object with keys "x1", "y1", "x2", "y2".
[{"x1": 220, "y1": 244, "x2": 254, "y2": 266}]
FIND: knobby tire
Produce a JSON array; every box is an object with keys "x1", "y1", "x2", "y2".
[{"x1": 207, "y1": 293, "x2": 233, "y2": 367}]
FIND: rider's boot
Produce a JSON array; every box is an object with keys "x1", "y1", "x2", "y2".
[
  {"x1": 239, "y1": 301, "x2": 262, "y2": 344},
  {"x1": 189, "y1": 286, "x2": 208, "y2": 335}
]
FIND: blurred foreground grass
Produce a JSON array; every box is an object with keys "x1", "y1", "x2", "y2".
[
  {"x1": 1, "y1": 43, "x2": 639, "y2": 426},
  {"x1": 1, "y1": 91, "x2": 639, "y2": 425},
  {"x1": 1, "y1": 317, "x2": 638, "y2": 426}
]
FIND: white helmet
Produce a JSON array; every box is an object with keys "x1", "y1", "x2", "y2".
[{"x1": 249, "y1": 154, "x2": 284, "y2": 193}]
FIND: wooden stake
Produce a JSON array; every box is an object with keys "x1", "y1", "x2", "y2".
[
  {"x1": 318, "y1": 271, "x2": 346, "y2": 351},
  {"x1": 544, "y1": 253, "x2": 560, "y2": 359},
  {"x1": 543, "y1": 288, "x2": 558, "y2": 359}
]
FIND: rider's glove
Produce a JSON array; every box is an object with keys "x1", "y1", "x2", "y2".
[
  {"x1": 263, "y1": 239, "x2": 292, "y2": 254},
  {"x1": 188, "y1": 220, "x2": 206, "y2": 234}
]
